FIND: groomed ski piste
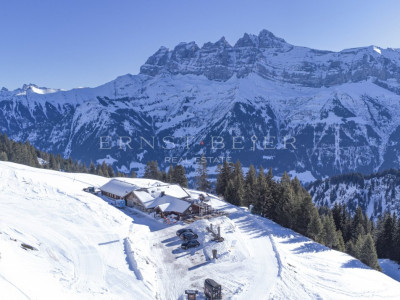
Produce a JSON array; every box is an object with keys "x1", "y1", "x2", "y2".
[{"x1": 1, "y1": 161, "x2": 400, "y2": 299}]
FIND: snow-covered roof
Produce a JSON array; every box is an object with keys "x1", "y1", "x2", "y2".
[
  {"x1": 148, "y1": 195, "x2": 191, "y2": 214},
  {"x1": 146, "y1": 184, "x2": 190, "y2": 199},
  {"x1": 99, "y1": 179, "x2": 138, "y2": 197},
  {"x1": 133, "y1": 190, "x2": 155, "y2": 208}
]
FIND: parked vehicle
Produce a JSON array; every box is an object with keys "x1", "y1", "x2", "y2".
[
  {"x1": 180, "y1": 232, "x2": 198, "y2": 241},
  {"x1": 181, "y1": 240, "x2": 200, "y2": 250},
  {"x1": 176, "y1": 228, "x2": 193, "y2": 236}
]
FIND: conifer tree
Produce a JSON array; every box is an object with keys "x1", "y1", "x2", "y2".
[
  {"x1": 215, "y1": 161, "x2": 231, "y2": 196},
  {"x1": 101, "y1": 161, "x2": 109, "y2": 177},
  {"x1": 167, "y1": 165, "x2": 174, "y2": 183},
  {"x1": 143, "y1": 161, "x2": 160, "y2": 180},
  {"x1": 351, "y1": 206, "x2": 366, "y2": 241},
  {"x1": 253, "y1": 166, "x2": 266, "y2": 215},
  {"x1": 160, "y1": 171, "x2": 168, "y2": 182},
  {"x1": 0, "y1": 151, "x2": 8, "y2": 161},
  {"x1": 346, "y1": 240, "x2": 358, "y2": 258},
  {"x1": 360, "y1": 234, "x2": 381, "y2": 271},
  {"x1": 244, "y1": 165, "x2": 257, "y2": 207},
  {"x1": 335, "y1": 230, "x2": 346, "y2": 252},
  {"x1": 172, "y1": 164, "x2": 188, "y2": 187},
  {"x1": 274, "y1": 172, "x2": 295, "y2": 228},
  {"x1": 89, "y1": 161, "x2": 96, "y2": 174},
  {"x1": 307, "y1": 207, "x2": 323, "y2": 241},
  {"x1": 49, "y1": 154, "x2": 58, "y2": 170},
  {"x1": 375, "y1": 211, "x2": 395, "y2": 258},
  {"x1": 393, "y1": 218, "x2": 400, "y2": 263},
  {"x1": 321, "y1": 214, "x2": 339, "y2": 248},
  {"x1": 107, "y1": 165, "x2": 115, "y2": 177},
  {"x1": 296, "y1": 195, "x2": 314, "y2": 236},
  {"x1": 130, "y1": 169, "x2": 137, "y2": 178},
  {"x1": 196, "y1": 154, "x2": 211, "y2": 192},
  {"x1": 224, "y1": 180, "x2": 237, "y2": 205}
]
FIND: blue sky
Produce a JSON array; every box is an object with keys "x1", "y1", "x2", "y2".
[{"x1": 1, "y1": 0, "x2": 400, "y2": 90}]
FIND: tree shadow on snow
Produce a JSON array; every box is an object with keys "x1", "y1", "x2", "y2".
[
  {"x1": 341, "y1": 259, "x2": 370, "y2": 270},
  {"x1": 281, "y1": 235, "x2": 309, "y2": 244},
  {"x1": 292, "y1": 241, "x2": 329, "y2": 254},
  {"x1": 164, "y1": 239, "x2": 182, "y2": 247},
  {"x1": 188, "y1": 260, "x2": 213, "y2": 271},
  {"x1": 161, "y1": 236, "x2": 177, "y2": 243}
]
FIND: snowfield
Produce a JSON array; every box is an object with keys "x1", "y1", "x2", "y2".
[{"x1": 1, "y1": 162, "x2": 400, "y2": 299}]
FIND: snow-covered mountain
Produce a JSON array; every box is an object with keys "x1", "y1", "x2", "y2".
[
  {"x1": 1, "y1": 161, "x2": 400, "y2": 299},
  {"x1": 3, "y1": 29, "x2": 400, "y2": 178},
  {"x1": 308, "y1": 169, "x2": 400, "y2": 219}
]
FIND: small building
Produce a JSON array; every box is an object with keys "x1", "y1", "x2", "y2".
[
  {"x1": 126, "y1": 190, "x2": 155, "y2": 210},
  {"x1": 204, "y1": 278, "x2": 222, "y2": 300},
  {"x1": 99, "y1": 179, "x2": 138, "y2": 201},
  {"x1": 148, "y1": 194, "x2": 192, "y2": 217}
]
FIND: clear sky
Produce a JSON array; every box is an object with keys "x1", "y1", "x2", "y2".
[{"x1": 1, "y1": 0, "x2": 400, "y2": 90}]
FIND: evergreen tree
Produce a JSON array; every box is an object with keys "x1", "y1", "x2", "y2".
[
  {"x1": 393, "y1": 218, "x2": 400, "y2": 263},
  {"x1": 89, "y1": 161, "x2": 96, "y2": 174},
  {"x1": 215, "y1": 161, "x2": 231, "y2": 196},
  {"x1": 253, "y1": 166, "x2": 266, "y2": 215},
  {"x1": 244, "y1": 165, "x2": 257, "y2": 207},
  {"x1": 351, "y1": 206, "x2": 366, "y2": 241},
  {"x1": 49, "y1": 154, "x2": 58, "y2": 170},
  {"x1": 332, "y1": 203, "x2": 345, "y2": 233},
  {"x1": 224, "y1": 179, "x2": 237, "y2": 205},
  {"x1": 143, "y1": 161, "x2": 160, "y2": 180},
  {"x1": 346, "y1": 240, "x2": 358, "y2": 258},
  {"x1": 223, "y1": 161, "x2": 245, "y2": 206},
  {"x1": 296, "y1": 195, "x2": 314, "y2": 236},
  {"x1": 0, "y1": 151, "x2": 8, "y2": 161},
  {"x1": 101, "y1": 161, "x2": 109, "y2": 177},
  {"x1": 160, "y1": 171, "x2": 168, "y2": 182},
  {"x1": 335, "y1": 230, "x2": 346, "y2": 252},
  {"x1": 172, "y1": 165, "x2": 188, "y2": 187},
  {"x1": 167, "y1": 165, "x2": 174, "y2": 183},
  {"x1": 130, "y1": 169, "x2": 137, "y2": 178},
  {"x1": 375, "y1": 211, "x2": 395, "y2": 259},
  {"x1": 307, "y1": 207, "x2": 323, "y2": 241},
  {"x1": 274, "y1": 172, "x2": 295, "y2": 228},
  {"x1": 321, "y1": 213, "x2": 339, "y2": 248},
  {"x1": 196, "y1": 154, "x2": 211, "y2": 192},
  {"x1": 360, "y1": 234, "x2": 381, "y2": 271},
  {"x1": 107, "y1": 165, "x2": 115, "y2": 177}
]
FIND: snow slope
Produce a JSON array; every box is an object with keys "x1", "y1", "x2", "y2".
[{"x1": 1, "y1": 162, "x2": 400, "y2": 299}]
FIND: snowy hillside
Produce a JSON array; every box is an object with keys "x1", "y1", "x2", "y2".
[
  {"x1": 1, "y1": 162, "x2": 400, "y2": 299},
  {"x1": 3, "y1": 30, "x2": 400, "y2": 179},
  {"x1": 308, "y1": 169, "x2": 400, "y2": 218}
]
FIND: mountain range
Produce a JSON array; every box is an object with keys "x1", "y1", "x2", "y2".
[{"x1": 2, "y1": 29, "x2": 400, "y2": 180}]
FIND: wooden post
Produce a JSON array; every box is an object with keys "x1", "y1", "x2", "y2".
[{"x1": 217, "y1": 226, "x2": 221, "y2": 239}]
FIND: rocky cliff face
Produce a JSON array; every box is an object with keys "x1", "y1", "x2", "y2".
[{"x1": 2, "y1": 30, "x2": 400, "y2": 179}]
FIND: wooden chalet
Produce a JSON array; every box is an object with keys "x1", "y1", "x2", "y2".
[
  {"x1": 147, "y1": 194, "x2": 192, "y2": 217},
  {"x1": 126, "y1": 190, "x2": 155, "y2": 210},
  {"x1": 99, "y1": 179, "x2": 138, "y2": 201}
]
